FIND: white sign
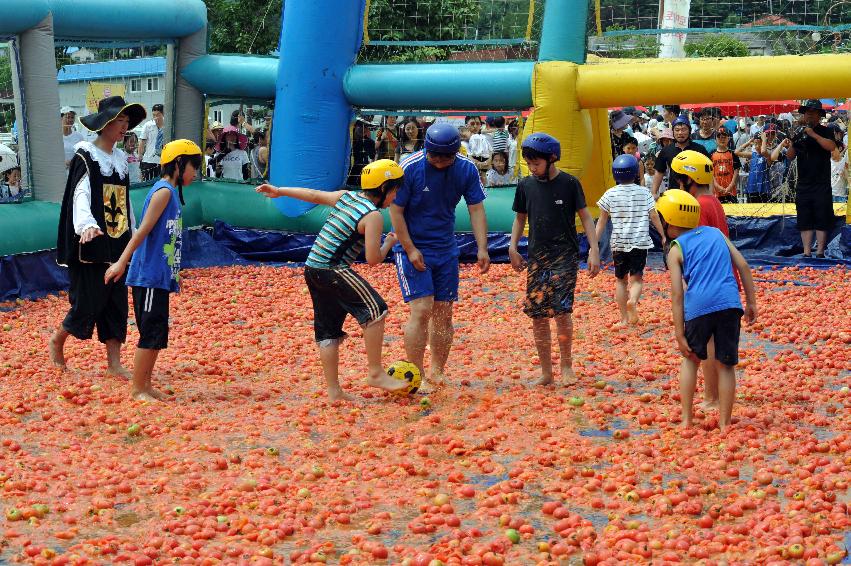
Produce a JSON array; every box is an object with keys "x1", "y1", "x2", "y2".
[{"x1": 658, "y1": 0, "x2": 692, "y2": 58}]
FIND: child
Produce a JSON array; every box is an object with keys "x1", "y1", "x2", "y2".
[
  {"x1": 256, "y1": 159, "x2": 407, "y2": 401},
  {"x1": 104, "y1": 140, "x2": 202, "y2": 401},
  {"x1": 595, "y1": 154, "x2": 665, "y2": 326},
  {"x1": 487, "y1": 116, "x2": 509, "y2": 153},
  {"x1": 621, "y1": 136, "x2": 645, "y2": 185},
  {"x1": 735, "y1": 134, "x2": 772, "y2": 203},
  {"x1": 204, "y1": 141, "x2": 217, "y2": 178},
  {"x1": 486, "y1": 151, "x2": 514, "y2": 187},
  {"x1": 508, "y1": 133, "x2": 601, "y2": 386},
  {"x1": 643, "y1": 154, "x2": 656, "y2": 188},
  {"x1": 215, "y1": 125, "x2": 250, "y2": 181},
  {"x1": 711, "y1": 126, "x2": 741, "y2": 203},
  {"x1": 466, "y1": 115, "x2": 492, "y2": 183},
  {"x1": 458, "y1": 126, "x2": 472, "y2": 156},
  {"x1": 657, "y1": 189, "x2": 757, "y2": 430},
  {"x1": 123, "y1": 132, "x2": 141, "y2": 184},
  {"x1": 52, "y1": 96, "x2": 147, "y2": 375},
  {"x1": 0, "y1": 160, "x2": 22, "y2": 203}
]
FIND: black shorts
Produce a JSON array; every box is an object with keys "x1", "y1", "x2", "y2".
[
  {"x1": 684, "y1": 308, "x2": 743, "y2": 366},
  {"x1": 612, "y1": 248, "x2": 648, "y2": 279},
  {"x1": 796, "y1": 188, "x2": 835, "y2": 232},
  {"x1": 744, "y1": 192, "x2": 769, "y2": 203},
  {"x1": 304, "y1": 266, "x2": 388, "y2": 344},
  {"x1": 524, "y1": 247, "x2": 578, "y2": 319},
  {"x1": 132, "y1": 287, "x2": 170, "y2": 350},
  {"x1": 62, "y1": 262, "x2": 128, "y2": 343},
  {"x1": 718, "y1": 195, "x2": 738, "y2": 204}
]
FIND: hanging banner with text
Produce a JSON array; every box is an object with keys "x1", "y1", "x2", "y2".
[
  {"x1": 658, "y1": 0, "x2": 692, "y2": 58},
  {"x1": 86, "y1": 82, "x2": 126, "y2": 114}
]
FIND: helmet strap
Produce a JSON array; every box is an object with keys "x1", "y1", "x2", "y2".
[{"x1": 176, "y1": 158, "x2": 187, "y2": 205}]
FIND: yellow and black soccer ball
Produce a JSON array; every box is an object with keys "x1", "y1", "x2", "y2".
[{"x1": 386, "y1": 360, "x2": 422, "y2": 395}]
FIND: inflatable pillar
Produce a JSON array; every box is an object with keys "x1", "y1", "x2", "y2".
[
  {"x1": 539, "y1": 0, "x2": 589, "y2": 63},
  {"x1": 172, "y1": 25, "x2": 207, "y2": 143},
  {"x1": 269, "y1": 0, "x2": 367, "y2": 217}
]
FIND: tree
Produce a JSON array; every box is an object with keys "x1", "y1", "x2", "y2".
[
  {"x1": 0, "y1": 50, "x2": 11, "y2": 97},
  {"x1": 684, "y1": 35, "x2": 750, "y2": 57},
  {"x1": 205, "y1": 0, "x2": 282, "y2": 55}
]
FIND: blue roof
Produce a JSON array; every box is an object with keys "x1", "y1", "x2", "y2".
[{"x1": 57, "y1": 57, "x2": 165, "y2": 83}]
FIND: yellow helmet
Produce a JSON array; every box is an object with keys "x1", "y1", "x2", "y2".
[
  {"x1": 360, "y1": 159, "x2": 403, "y2": 190},
  {"x1": 160, "y1": 139, "x2": 202, "y2": 166},
  {"x1": 655, "y1": 189, "x2": 701, "y2": 229},
  {"x1": 671, "y1": 150, "x2": 713, "y2": 185}
]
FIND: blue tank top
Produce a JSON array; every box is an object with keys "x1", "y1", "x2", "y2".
[
  {"x1": 126, "y1": 180, "x2": 183, "y2": 292},
  {"x1": 673, "y1": 226, "x2": 742, "y2": 321},
  {"x1": 305, "y1": 191, "x2": 377, "y2": 268}
]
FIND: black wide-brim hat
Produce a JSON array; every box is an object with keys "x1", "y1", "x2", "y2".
[
  {"x1": 798, "y1": 99, "x2": 826, "y2": 117},
  {"x1": 80, "y1": 96, "x2": 147, "y2": 133}
]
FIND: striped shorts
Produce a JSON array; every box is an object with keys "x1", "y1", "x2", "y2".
[{"x1": 304, "y1": 266, "x2": 388, "y2": 344}]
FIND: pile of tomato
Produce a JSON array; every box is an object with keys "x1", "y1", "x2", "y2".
[{"x1": 0, "y1": 263, "x2": 848, "y2": 565}]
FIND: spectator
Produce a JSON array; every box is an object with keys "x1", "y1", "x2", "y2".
[
  {"x1": 784, "y1": 100, "x2": 837, "y2": 258},
  {"x1": 458, "y1": 126, "x2": 472, "y2": 155},
  {"x1": 348, "y1": 119, "x2": 375, "y2": 186},
  {"x1": 621, "y1": 136, "x2": 645, "y2": 185},
  {"x1": 395, "y1": 117, "x2": 423, "y2": 162},
  {"x1": 507, "y1": 119, "x2": 520, "y2": 171},
  {"x1": 691, "y1": 109, "x2": 717, "y2": 154},
  {"x1": 750, "y1": 114, "x2": 766, "y2": 136},
  {"x1": 486, "y1": 150, "x2": 514, "y2": 187},
  {"x1": 233, "y1": 110, "x2": 256, "y2": 137},
  {"x1": 735, "y1": 134, "x2": 772, "y2": 203},
  {"x1": 61, "y1": 107, "x2": 84, "y2": 170},
  {"x1": 123, "y1": 132, "x2": 141, "y2": 184},
  {"x1": 375, "y1": 115, "x2": 399, "y2": 161},
  {"x1": 711, "y1": 126, "x2": 741, "y2": 203},
  {"x1": 828, "y1": 124, "x2": 848, "y2": 203},
  {"x1": 208, "y1": 121, "x2": 224, "y2": 144},
  {"x1": 249, "y1": 129, "x2": 269, "y2": 180},
  {"x1": 488, "y1": 116, "x2": 509, "y2": 153},
  {"x1": 204, "y1": 141, "x2": 217, "y2": 178},
  {"x1": 0, "y1": 156, "x2": 22, "y2": 203},
  {"x1": 609, "y1": 110, "x2": 632, "y2": 159},
  {"x1": 652, "y1": 116, "x2": 710, "y2": 199},
  {"x1": 643, "y1": 154, "x2": 656, "y2": 188},
  {"x1": 215, "y1": 125, "x2": 250, "y2": 181},
  {"x1": 139, "y1": 103, "x2": 165, "y2": 181},
  {"x1": 661, "y1": 105, "x2": 681, "y2": 127},
  {"x1": 466, "y1": 115, "x2": 492, "y2": 181}
]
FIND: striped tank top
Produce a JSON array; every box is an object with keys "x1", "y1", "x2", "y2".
[{"x1": 305, "y1": 191, "x2": 377, "y2": 268}]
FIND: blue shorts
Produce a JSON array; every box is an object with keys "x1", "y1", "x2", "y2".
[{"x1": 394, "y1": 251, "x2": 459, "y2": 303}]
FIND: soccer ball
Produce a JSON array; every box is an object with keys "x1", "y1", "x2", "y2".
[{"x1": 386, "y1": 360, "x2": 422, "y2": 395}]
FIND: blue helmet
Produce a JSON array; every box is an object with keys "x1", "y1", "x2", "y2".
[
  {"x1": 424, "y1": 122, "x2": 461, "y2": 154},
  {"x1": 672, "y1": 115, "x2": 691, "y2": 130},
  {"x1": 521, "y1": 132, "x2": 561, "y2": 160},
  {"x1": 612, "y1": 154, "x2": 639, "y2": 184}
]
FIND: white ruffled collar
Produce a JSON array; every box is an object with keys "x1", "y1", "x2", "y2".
[{"x1": 75, "y1": 140, "x2": 128, "y2": 180}]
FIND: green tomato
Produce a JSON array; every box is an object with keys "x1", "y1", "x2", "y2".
[
  {"x1": 568, "y1": 397, "x2": 585, "y2": 407},
  {"x1": 505, "y1": 528, "x2": 520, "y2": 544},
  {"x1": 126, "y1": 423, "x2": 142, "y2": 436}
]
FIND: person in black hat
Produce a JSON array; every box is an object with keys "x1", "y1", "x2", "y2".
[
  {"x1": 610, "y1": 110, "x2": 632, "y2": 159},
  {"x1": 779, "y1": 99, "x2": 836, "y2": 257},
  {"x1": 50, "y1": 96, "x2": 147, "y2": 374}
]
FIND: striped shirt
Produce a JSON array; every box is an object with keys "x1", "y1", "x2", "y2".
[
  {"x1": 305, "y1": 191, "x2": 377, "y2": 268},
  {"x1": 597, "y1": 183, "x2": 655, "y2": 252}
]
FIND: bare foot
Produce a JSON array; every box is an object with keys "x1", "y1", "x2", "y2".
[
  {"x1": 701, "y1": 399, "x2": 719, "y2": 410},
  {"x1": 561, "y1": 366, "x2": 577, "y2": 386},
  {"x1": 131, "y1": 390, "x2": 161, "y2": 402},
  {"x1": 107, "y1": 366, "x2": 132, "y2": 380},
  {"x1": 533, "y1": 374, "x2": 554, "y2": 386},
  {"x1": 148, "y1": 387, "x2": 170, "y2": 401},
  {"x1": 49, "y1": 333, "x2": 67, "y2": 370},
  {"x1": 626, "y1": 300, "x2": 639, "y2": 325},
  {"x1": 366, "y1": 371, "x2": 409, "y2": 393},
  {"x1": 328, "y1": 390, "x2": 357, "y2": 403},
  {"x1": 613, "y1": 320, "x2": 629, "y2": 329}
]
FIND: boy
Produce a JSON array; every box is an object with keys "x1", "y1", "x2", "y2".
[
  {"x1": 508, "y1": 133, "x2": 601, "y2": 386},
  {"x1": 595, "y1": 154, "x2": 665, "y2": 326},
  {"x1": 104, "y1": 140, "x2": 202, "y2": 401},
  {"x1": 52, "y1": 96, "x2": 147, "y2": 375},
  {"x1": 711, "y1": 126, "x2": 741, "y2": 203},
  {"x1": 620, "y1": 136, "x2": 645, "y2": 185},
  {"x1": 257, "y1": 160, "x2": 407, "y2": 401},
  {"x1": 657, "y1": 189, "x2": 757, "y2": 430}
]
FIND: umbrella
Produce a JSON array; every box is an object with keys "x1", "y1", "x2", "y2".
[{"x1": 0, "y1": 143, "x2": 17, "y2": 175}]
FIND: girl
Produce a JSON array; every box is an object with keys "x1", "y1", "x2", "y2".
[
  {"x1": 831, "y1": 139, "x2": 848, "y2": 203},
  {"x1": 395, "y1": 117, "x2": 423, "y2": 161},
  {"x1": 486, "y1": 151, "x2": 514, "y2": 187},
  {"x1": 0, "y1": 164, "x2": 22, "y2": 203},
  {"x1": 123, "y1": 132, "x2": 141, "y2": 184},
  {"x1": 215, "y1": 125, "x2": 250, "y2": 181},
  {"x1": 643, "y1": 154, "x2": 656, "y2": 188}
]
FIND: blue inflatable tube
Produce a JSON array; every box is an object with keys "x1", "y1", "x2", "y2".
[
  {"x1": 344, "y1": 62, "x2": 534, "y2": 110},
  {"x1": 269, "y1": 0, "x2": 367, "y2": 217},
  {"x1": 49, "y1": 0, "x2": 206, "y2": 40},
  {"x1": 538, "y1": 0, "x2": 589, "y2": 63},
  {"x1": 0, "y1": 0, "x2": 50, "y2": 35},
  {"x1": 182, "y1": 55, "x2": 279, "y2": 99}
]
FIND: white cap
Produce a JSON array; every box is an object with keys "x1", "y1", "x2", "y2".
[{"x1": 60, "y1": 106, "x2": 75, "y2": 115}]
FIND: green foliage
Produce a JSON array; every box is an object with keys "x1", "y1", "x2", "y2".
[
  {"x1": 599, "y1": 25, "x2": 659, "y2": 59},
  {"x1": 684, "y1": 35, "x2": 749, "y2": 57},
  {"x1": 0, "y1": 49, "x2": 11, "y2": 96},
  {"x1": 205, "y1": 0, "x2": 282, "y2": 54}
]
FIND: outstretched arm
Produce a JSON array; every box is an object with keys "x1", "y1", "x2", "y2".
[{"x1": 255, "y1": 184, "x2": 345, "y2": 207}]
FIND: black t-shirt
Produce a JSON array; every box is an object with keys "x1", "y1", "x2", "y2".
[
  {"x1": 655, "y1": 141, "x2": 710, "y2": 175},
  {"x1": 793, "y1": 124, "x2": 832, "y2": 188},
  {"x1": 512, "y1": 171, "x2": 587, "y2": 255}
]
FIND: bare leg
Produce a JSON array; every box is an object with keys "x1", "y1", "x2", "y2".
[
  {"x1": 363, "y1": 317, "x2": 406, "y2": 392},
  {"x1": 49, "y1": 327, "x2": 69, "y2": 370},
  {"x1": 815, "y1": 230, "x2": 828, "y2": 256},
  {"x1": 554, "y1": 314, "x2": 576, "y2": 385},
  {"x1": 318, "y1": 341, "x2": 354, "y2": 402},
  {"x1": 130, "y1": 348, "x2": 166, "y2": 401},
  {"x1": 801, "y1": 230, "x2": 814, "y2": 256},
  {"x1": 531, "y1": 317, "x2": 554, "y2": 386},
  {"x1": 679, "y1": 358, "x2": 699, "y2": 429},
  {"x1": 626, "y1": 274, "x2": 643, "y2": 325},
  {"x1": 404, "y1": 296, "x2": 434, "y2": 377},
  {"x1": 105, "y1": 339, "x2": 131, "y2": 379},
  {"x1": 717, "y1": 362, "x2": 736, "y2": 430},
  {"x1": 614, "y1": 277, "x2": 628, "y2": 326},
  {"x1": 701, "y1": 337, "x2": 719, "y2": 410},
  {"x1": 428, "y1": 301, "x2": 454, "y2": 381}
]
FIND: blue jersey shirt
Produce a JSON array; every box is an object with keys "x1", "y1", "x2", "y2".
[
  {"x1": 392, "y1": 150, "x2": 486, "y2": 258},
  {"x1": 673, "y1": 226, "x2": 742, "y2": 321},
  {"x1": 126, "y1": 180, "x2": 183, "y2": 292}
]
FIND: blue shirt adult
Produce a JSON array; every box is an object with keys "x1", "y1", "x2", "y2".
[
  {"x1": 126, "y1": 180, "x2": 183, "y2": 292},
  {"x1": 392, "y1": 150, "x2": 486, "y2": 259},
  {"x1": 744, "y1": 149, "x2": 770, "y2": 195},
  {"x1": 673, "y1": 226, "x2": 741, "y2": 321}
]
